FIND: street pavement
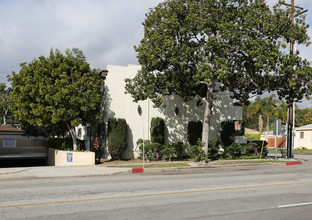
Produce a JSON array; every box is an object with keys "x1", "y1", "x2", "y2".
[
  {"x1": 0, "y1": 154, "x2": 310, "y2": 180},
  {"x1": 1, "y1": 162, "x2": 312, "y2": 220}
]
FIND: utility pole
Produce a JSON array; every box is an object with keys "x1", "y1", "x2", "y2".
[{"x1": 280, "y1": 0, "x2": 308, "y2": 158}]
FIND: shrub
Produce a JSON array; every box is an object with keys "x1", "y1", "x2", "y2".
[
  {"x1": 243, "y1": 142, "x2": 258, "y2": 155},
  {"x1": 138, "y1": 140, "x2": 153, "y2": 161},
  {"x1": 172, "y1": 142, "x2": 189, "y2": 159},
  {"x1": 208, "y1": 139, "x2": 220, "y2": 160},
  {"x1": 138, "y1": 140, "x2": 163, "y2": 161},
  {"x1": 151, "y1": 117, "x2": 165, "y2": 144},
  {"x1": 227, "y1": 143, "x2": 243, "y2": 158},
  {"x1": 187, "y1": 121, "x2": 202, "y2": 146},
  {"x1": 247, "y1": 140, "x2": 268, "y2": 153},
  {"x1": 245, "y1": 133, "x2": 261, "y2": 140},
  {"x1": 108, "y1": 118, "x2": 128, "y2": 160},
  {"x1": 189, "y1": 139, "x2": 206, "y2": 162},
  {"x1": 161, "y1": 144, "x2": 176, "y2": 162},
  {"x1": 220, "y1": 120, "x2": 235, "y2": 148},
  {"x1": 43, "y1": 137, "x2": 86, "y2": 151}
]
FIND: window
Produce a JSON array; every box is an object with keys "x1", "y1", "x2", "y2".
[
  {"x1": 78, "y1": 128, "x2": 82, "y2": 138},
  {"x1": 300, "y1": 132, "x2": 304, "y2": 139}
]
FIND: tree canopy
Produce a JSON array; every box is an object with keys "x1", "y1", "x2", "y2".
[
  {"x1": 246, "y1": 94, "x2": 278, "y2": 133},
  {"x1": 8, "y1": 48, "x2": 104, "y2": 150},
  {"x1": 304, "y1": 108, "x2": 312, "y2": 125},
  {"x1": 125, "y1": 0, "x2": 310, "y2": 154}
]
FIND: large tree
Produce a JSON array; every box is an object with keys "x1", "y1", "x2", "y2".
[
  {"x1": 269, "y1": 1, "x2": 311, "y2": 157},
  {"x1": 125, "y1": 0, "x2": 306, "y2": 154},
  {"x1": 8, "y1": 48, "x2": 104, "y2": 150}
]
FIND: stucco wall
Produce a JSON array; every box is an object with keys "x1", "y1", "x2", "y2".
[
  {"x1": 295, "y1": 129, "x2": 312, "y2": 149},
  {"x1": 104, "y1": 64, "x2": 242, "y2": 159},
  {"x1": 48, "y1": 148, "x2": 95, "y2": 166},
  {"x1": 0, "y1": 133, "x2": 46, "y2": 155}
]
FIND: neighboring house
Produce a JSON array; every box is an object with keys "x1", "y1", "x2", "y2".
[
  {"x1": 295, "y1": 124, "x2": 312, "y2": 149},
  {"x1": 94, "y1": 64, "x2": 243, "y2": 159},
  {"x1": 0, "y1": 124, "x2": 46, "y2": 160}
]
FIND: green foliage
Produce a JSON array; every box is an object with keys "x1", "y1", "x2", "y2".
[
  {"x1": 227, "y1": 144, "x2": 243, "y2": 158},
  {"x1": 189, "y1": 139, "x2": 206, "y2": 162},
  {"x1": 161, "y1": 144, "x2": 176, "y2": 162},
  {"x1": 243, "y1": 143, "x2": 258, "y2": 156},
  {"x1": 208, "y1": 139, "x2": 221, "y2": 160},
  {"x1": 125, "y1": 0, "x2": 310, "y2": 154},
  {"x1": 245, "y1": 133, "x2": 261, "y2": 140},
  {"x1": 246, "y1": 94, "x2": 279, "y2": 132},
  {"x1": 295, "y1": 108, "x2": 309, "y2": 127},
  {"x1": 248, "y1": 140, "x2": 268, "y2": 153},
  {"x1": 172, "y1": 142, "x2": 189, "y2": 159},
  {"x1": 304, "y1": 108, "x2": 312, "y2": 125},
  {"x1": 150, "y1": 117, "x2": 165, "y2": 144},
  {"x1": 8, "y1": 48, "x2": 103, "y2": 150},
  {"x1": 138, "y1": 140, "x2": 163, "y2": 161},
  {"x1": 108, "y1": 118, "x2": 128, "y2": 160},
  {"x1": 43, "y1": 138, "x2": 86, "y2": 151},
  {"x1": 220, "y1": 120, "x2": 235, "y2": 148},
  {"x1": 187, "y1": 121, "x2": 202, "y2": 146}
]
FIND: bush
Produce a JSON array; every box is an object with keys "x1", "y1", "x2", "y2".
[
  {"x1": 247, "y1": 140, "x2": 268, "y2": 153},
  {"x1": 208, "y1": 139, "x2": 220, "y2": 160},
  {"x1": 245, "y1": 133, "x2": 261, "y2": 140},
  {"x1": 151, "y1": 117, "x2": 165, "y2": 145},
  {"x1": 189, "y1": 139, "x2": 206, "y2": 162},
  {"x1": 43, "y1": 137, "x2": 86, "y2": 151},
  {"x1": 227, "y1": 143, "x2": 243, "y2": 158},
  {"x1": 138, "y1": 140, "x2": 153, "y2": 161},
  {"x1": 138, "y1": 140, "x2": 163, "y2": 161},
  {"x1": 187, "y1": 121, "x2": 202, "y2": 146},
  {"x1": 172, "y1": 142, "x2": 189, "y2": 159},
  {"x1": 108, "y1": 118, "x2": 128, "y2": 160},
  {"x1": 220, "y1": 120, "x2": 235, "y2": 148},
  {"x1": 225, "y1": 142, "x2": 259, "y2": 159},
  {"x1": 161, "y1": 145, "x2": 176, "y2": 162},
  {"x1": 243, "y1": 142, "x2": 257, "y2": 155}
]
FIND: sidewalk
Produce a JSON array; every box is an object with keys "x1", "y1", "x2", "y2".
[
  {"x1": 0, "y1": 165, "x2": 132, "y2": 180},
  {"x1": 0, "y1": 156, "x2": 305, "y2": 180}
]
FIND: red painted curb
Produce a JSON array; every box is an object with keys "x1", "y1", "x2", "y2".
[
  {"x1": 132, "y1": 168, "x2": 144, "y2": 173},
  {"x1": 286, "y1": 161, "x2": 302, "y2": 166}
]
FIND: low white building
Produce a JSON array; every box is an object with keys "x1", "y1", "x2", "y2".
[
  {"x1": 99, "y1": 64, "x2": 242, "y2": 159},
  {"x1": 295, "y1": 124, "x2": 312, "y2": 149}
]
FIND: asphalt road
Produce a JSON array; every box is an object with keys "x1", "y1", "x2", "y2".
[{"x1": 1, "y1": 163, "x2": 312, "y2": 220}]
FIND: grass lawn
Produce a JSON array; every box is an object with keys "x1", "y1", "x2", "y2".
[
  {"x1": 269, "y1": 148, "x2": 312, "y2": 154},
  {"x1": 294, "y1": 148, "x2": 312, "y2": 154},
  {"x1": 211, "y1": 160, "x2": 286, "y2": 166},
  {"x1": 116, "y1": 160, "x2": 283, "y2": 168},
  {"x1": 117, "y1": 163, "x2": 190, "y2": 168}
]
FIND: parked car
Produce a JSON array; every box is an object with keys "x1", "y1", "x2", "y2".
[{"x1": 247, "y1": 140, "x2": 268, "y2": 156}]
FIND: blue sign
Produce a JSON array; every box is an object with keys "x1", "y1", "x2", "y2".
[{"x1": 67, "y1": 152, "x2": 73, "y2": 163}]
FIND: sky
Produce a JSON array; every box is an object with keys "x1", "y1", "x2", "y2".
[{"x1": 0, "y1": 0, "x2": 312, "y2": 108}]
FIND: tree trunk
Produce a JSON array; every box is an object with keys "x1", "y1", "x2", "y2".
[
  {"x1": 67, "y1": 124, "x2": 78, "y2": 151},
  {"x1": 202, "y1": 82, "x2": 214, "y2": 155},
  {"x1": 266, "y1": 116, "x2": 270, "y2": 132},
  {"x1": 258, "y1": 114, "x2": 263, "y2": 134},
  {"x1": 3, "y1": 108, "x2": 7, "y2": 125}
]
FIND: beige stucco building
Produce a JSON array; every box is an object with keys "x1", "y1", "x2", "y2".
[
  {"x1": 99, "y1": 64, "x2": 242, "y2": 159},
  {"x1": 295, "y1": 124, "x2": 312, "y2": 149}
]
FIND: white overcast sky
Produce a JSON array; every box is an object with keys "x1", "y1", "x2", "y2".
[{"x1": 0, "y1": 0, "x2": 312, "y2": 108}]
